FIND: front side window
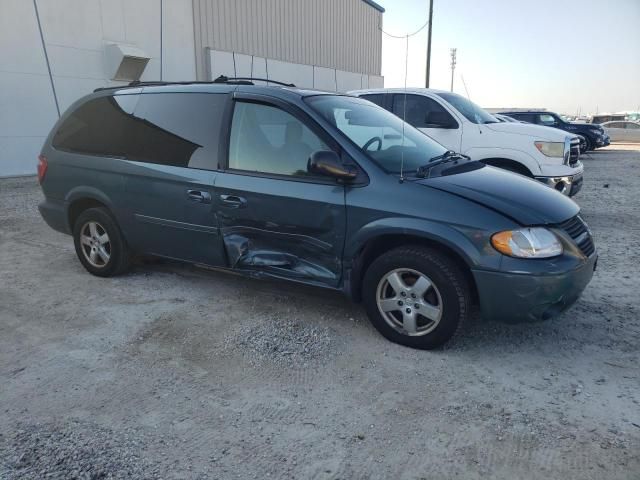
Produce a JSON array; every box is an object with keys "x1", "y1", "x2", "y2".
[
  {"x1": 228, "y1": 101, "x2": 329, "y2": 177},
  {"x1": 306, "y1": 95, "x2": 447, "y2": 174},
  {"x1": 436, "y1": 93, "x2": 498, "y2": 125},
  {"x1": 538, "y1": 114, "x2": 558, "y2": 127},
  {"x1": 391, "y1": 94, "x2": 457, "y2": 129}
]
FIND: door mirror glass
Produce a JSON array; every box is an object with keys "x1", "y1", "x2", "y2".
[{"x1": 307, "y1": 151, "x2": 357, "y2": 180}]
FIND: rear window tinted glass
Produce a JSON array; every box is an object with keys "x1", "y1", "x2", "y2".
[
  {"x1": 127, "y1": 93, "x2": 226, "y2": 169},
  {"x1": 52, "y1": 95, "x2": 139, "y2": 157},
  {"x1": 360, "y1": 94, "x2": 385, "y2": 107},
  {"x1": 508, "y1": 113, "x2": 535, "y2": 123},
  {"x1": 53, "y1": 92, "x2": 226, "y2": 170},
  {"x1": 391, "y1": 94, "x2": 456, "y2": 128}
]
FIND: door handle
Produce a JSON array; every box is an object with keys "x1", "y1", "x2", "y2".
[
  {"x1": 219, "y1": 194, "x2": 247, "y2": 208},
  {"x1": 187, "y1": 190, "x2": 212, "y2": 203}
]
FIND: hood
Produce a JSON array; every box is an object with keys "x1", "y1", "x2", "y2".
[
  {"x1": 419, "y1": 164, "x2": 579, "y2": 225},
  {"x1": 484, "y1": 121, "x2": 568, "y2": 141}
]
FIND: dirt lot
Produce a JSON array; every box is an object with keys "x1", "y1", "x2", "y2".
[{"x1": 1, "y1": 147, "x2": 639, "y2": 479}]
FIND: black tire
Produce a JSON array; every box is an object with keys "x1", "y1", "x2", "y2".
[
  {"x1": 72, "y1": 207, "x2": 130, "y2": 277},
  {"x1": 362, "y1": 246, "x2": 470, "y2": 349},
  {"x1": 583, "y1": 136, "x2": 593, "y2": 151}
]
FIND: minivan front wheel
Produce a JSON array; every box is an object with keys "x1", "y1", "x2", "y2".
[
  {"x1": 362, "y1": 246, "x2": 469, "y2": 349},
  {"x1": 73, "y1": 207, "x2": 130, "y2": 277}
]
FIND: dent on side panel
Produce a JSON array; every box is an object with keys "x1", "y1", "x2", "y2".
[{"x1": 222, "y1": 226, "x2": 339, "y2": 283}]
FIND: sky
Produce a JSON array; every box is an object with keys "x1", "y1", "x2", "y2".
[{"x1": 375, "y1": 0, "x2": 640, "y2": 115}]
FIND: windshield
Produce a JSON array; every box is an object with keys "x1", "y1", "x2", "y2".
[
  {"x1": 305, "y1": 95, "x2": 447, "y2": 174},
  {"x1": 436, "y1": 93, "x2": 498, "y2": 125}
]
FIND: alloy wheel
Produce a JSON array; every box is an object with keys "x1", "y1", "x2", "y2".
[
  {"x1": 79, "y1": 221, "x2": 111, "y2": 268},
  {"x1": 375, "y1": 268, "x2": 443, "y2": 336}
]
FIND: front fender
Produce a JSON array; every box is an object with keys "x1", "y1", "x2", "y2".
[{"x1": 345, "y1": 216, "x2": 497, "y2": 270}]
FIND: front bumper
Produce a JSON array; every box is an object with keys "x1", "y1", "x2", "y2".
[
  {"x1": 535, "y1": 171, "x2": 583, "y2": 196},
  {"x1": 472, "y1": 253, "x2": 597, "y2": 323}
]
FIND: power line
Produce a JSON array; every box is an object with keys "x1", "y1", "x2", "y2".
[{"x1": 378, "y1": 17, "x2": 430, "y2": 39}]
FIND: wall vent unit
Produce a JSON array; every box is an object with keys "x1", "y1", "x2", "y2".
[{"x1": 105, "y1": 43, "x2": 150, "y2": 81}]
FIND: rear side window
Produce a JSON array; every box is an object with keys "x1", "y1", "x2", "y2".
[
  {"x1": 391, "y1": 94, "x2": 457, "y2": 129},
  {"x1": 52, "y1": 95, "x2": 139, "y2": 157},
  {"x1": 509, "y1": 113, "x2": 535, "y2": 123},
  {"x1": 127, "y1": 93, "x2": 227, "y2": 170},
  {"x1": 360, "y1": 94, "x2": 385, "y2": 108}
]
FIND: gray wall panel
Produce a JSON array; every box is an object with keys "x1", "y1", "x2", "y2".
[{"x1": 193, "y1": 0, "x2": 382, "y2": 80}]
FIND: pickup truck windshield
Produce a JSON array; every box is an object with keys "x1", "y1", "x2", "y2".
[
  {"x1": 436, "y1": 93, "x2": 498, "y2": 125},
  {"x1": 306, "y1": 95, "x2": 447, "y2": 174}
]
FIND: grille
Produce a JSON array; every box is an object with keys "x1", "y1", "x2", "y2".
[
  {"x1": 557, "y1": 215, "x2": 595, "y2": 257},
  {"x1": 568, "y1": 139, "x2": 581, "y2": 166}
]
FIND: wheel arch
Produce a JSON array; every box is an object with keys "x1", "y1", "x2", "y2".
[
  {"x1": 65, "y1": 187, "x2": 114, "y2": 231},
  {"x1": 480, "y1": 157, "x2": 534, "y2": 177},
  {"x1": 346, "y1": 230, "x2": 479, "y2": 304}
]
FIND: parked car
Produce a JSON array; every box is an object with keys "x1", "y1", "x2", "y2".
[
  {"x1": 37, "y1": 80, "x2": 597, "y2": 349},
  {"x1": 590, "y1": 113, "x2": 626, "y2": 124},
  {"x1": 349, "y1": 88, "x2": 583, "y2": 196},
  {"x1": 497, "y1": 113, "x2": 587, "y2": 152},
  {"x1": 501, "y1": 110, "x2": 610, "y2": 151},
  {"x1": 601, "y1": 120, "x2": 640, "y2": 143}
]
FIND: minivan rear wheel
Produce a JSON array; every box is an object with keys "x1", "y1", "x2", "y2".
[
  {"x1": 362, "y1": 246, "x2": 470, "y2": 349},
  {"x1": 73, "y1": 207, "x2": 130, "y2": 277}
]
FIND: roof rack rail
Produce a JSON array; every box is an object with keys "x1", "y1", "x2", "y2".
[
  {"x1": 213, "y1": 75, "x2": 295, "y2": 87},
  {"x1": 92, "y1": 76, "x2": 295, "y2": 93},
  {"x1": 93, "y1": 81, "x2": 170, "y2": 92}
]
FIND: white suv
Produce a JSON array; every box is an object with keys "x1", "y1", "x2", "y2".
[{"x1": 349, "y1": 88, "x2": 584, "y2": 196}]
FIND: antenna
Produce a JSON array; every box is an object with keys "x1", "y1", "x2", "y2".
[
  {"x1": 461, "y1": 74, "x2": 471, "y2": 101},
  {"x1": 377, "y1": 17, "x2": 431, "y2": 182},
  {"x1": 399, "y1": 34, "x2": 409, "y2": 183},
  {"x1": 450, "y1": 48, "x2": 457, "y2": 92},
  {"x1": 461, "y1": 74, "x2": 482, "y2": 134}
]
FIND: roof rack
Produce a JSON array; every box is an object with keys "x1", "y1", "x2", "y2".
[
  {"x1": 93, "y1": 76, "x2": 295, "y2": 93},
  {"x1": 212, "y1": 75, "x2": 295, "y2": 87}
]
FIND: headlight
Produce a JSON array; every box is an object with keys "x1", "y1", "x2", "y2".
[
  {"x1": 491, "y1": 228, "x2": 563, "y2": 258},
  {"x1": 534, "y1": 141, "x2": 565, "y2": 158},
  {"x1": 590, "y1": 128, "x2": 603, "y2": 135}
]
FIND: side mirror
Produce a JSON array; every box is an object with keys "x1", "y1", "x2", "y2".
[
  {"x1": 307, "y1": 151, "x2": 358, "y2": 181},
  {"x1": 424, "y1": 111, "x2": 457, "y2": 129}
]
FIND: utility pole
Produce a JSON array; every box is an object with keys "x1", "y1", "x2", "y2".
[
  {"x1": 425, "y1": 0, "x2": 434, "y2": 88},
  {"x1": 450, "y1": 48, "x2": 457, "y2": 92}
]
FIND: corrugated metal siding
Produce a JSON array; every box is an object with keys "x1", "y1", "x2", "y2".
[{"x1": 192, "y1": 0, "x2": 382, "y2": 80}]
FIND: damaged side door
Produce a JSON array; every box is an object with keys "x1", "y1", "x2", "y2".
[{"x1": 214, "y1": 94, "x2": 346, "y2": 288}]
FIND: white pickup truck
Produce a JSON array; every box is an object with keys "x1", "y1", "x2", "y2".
[{"x1": 349, "y1": 88, "x2": 584, "y2": 196}]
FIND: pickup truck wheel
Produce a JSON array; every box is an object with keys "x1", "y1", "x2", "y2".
[
  {"x1": 583, "y1": 136, "x2": 593, "y2": 151},
  {"x1": 73, "y1": 207, "x2": 130, "y2": 277},
  {"x1": 362, "y1": 246, "x2": 470, "y2": 349}
]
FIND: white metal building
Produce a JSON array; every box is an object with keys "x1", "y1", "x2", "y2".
[{"x1": 0, "y1": 0, "x2": 384, "y2": 177}]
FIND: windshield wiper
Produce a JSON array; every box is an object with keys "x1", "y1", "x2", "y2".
[{"x1": 416, "y1": 151, "x2": 469, "y2": 178}]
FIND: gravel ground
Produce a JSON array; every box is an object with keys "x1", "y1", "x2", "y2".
[{"x1": 1, "y1": 146, "x2": 639, "y2": 479}]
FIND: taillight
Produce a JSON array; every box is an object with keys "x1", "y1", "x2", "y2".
[{"x1": 37, "y1": 155, "x2": 48, "y2": 184}]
